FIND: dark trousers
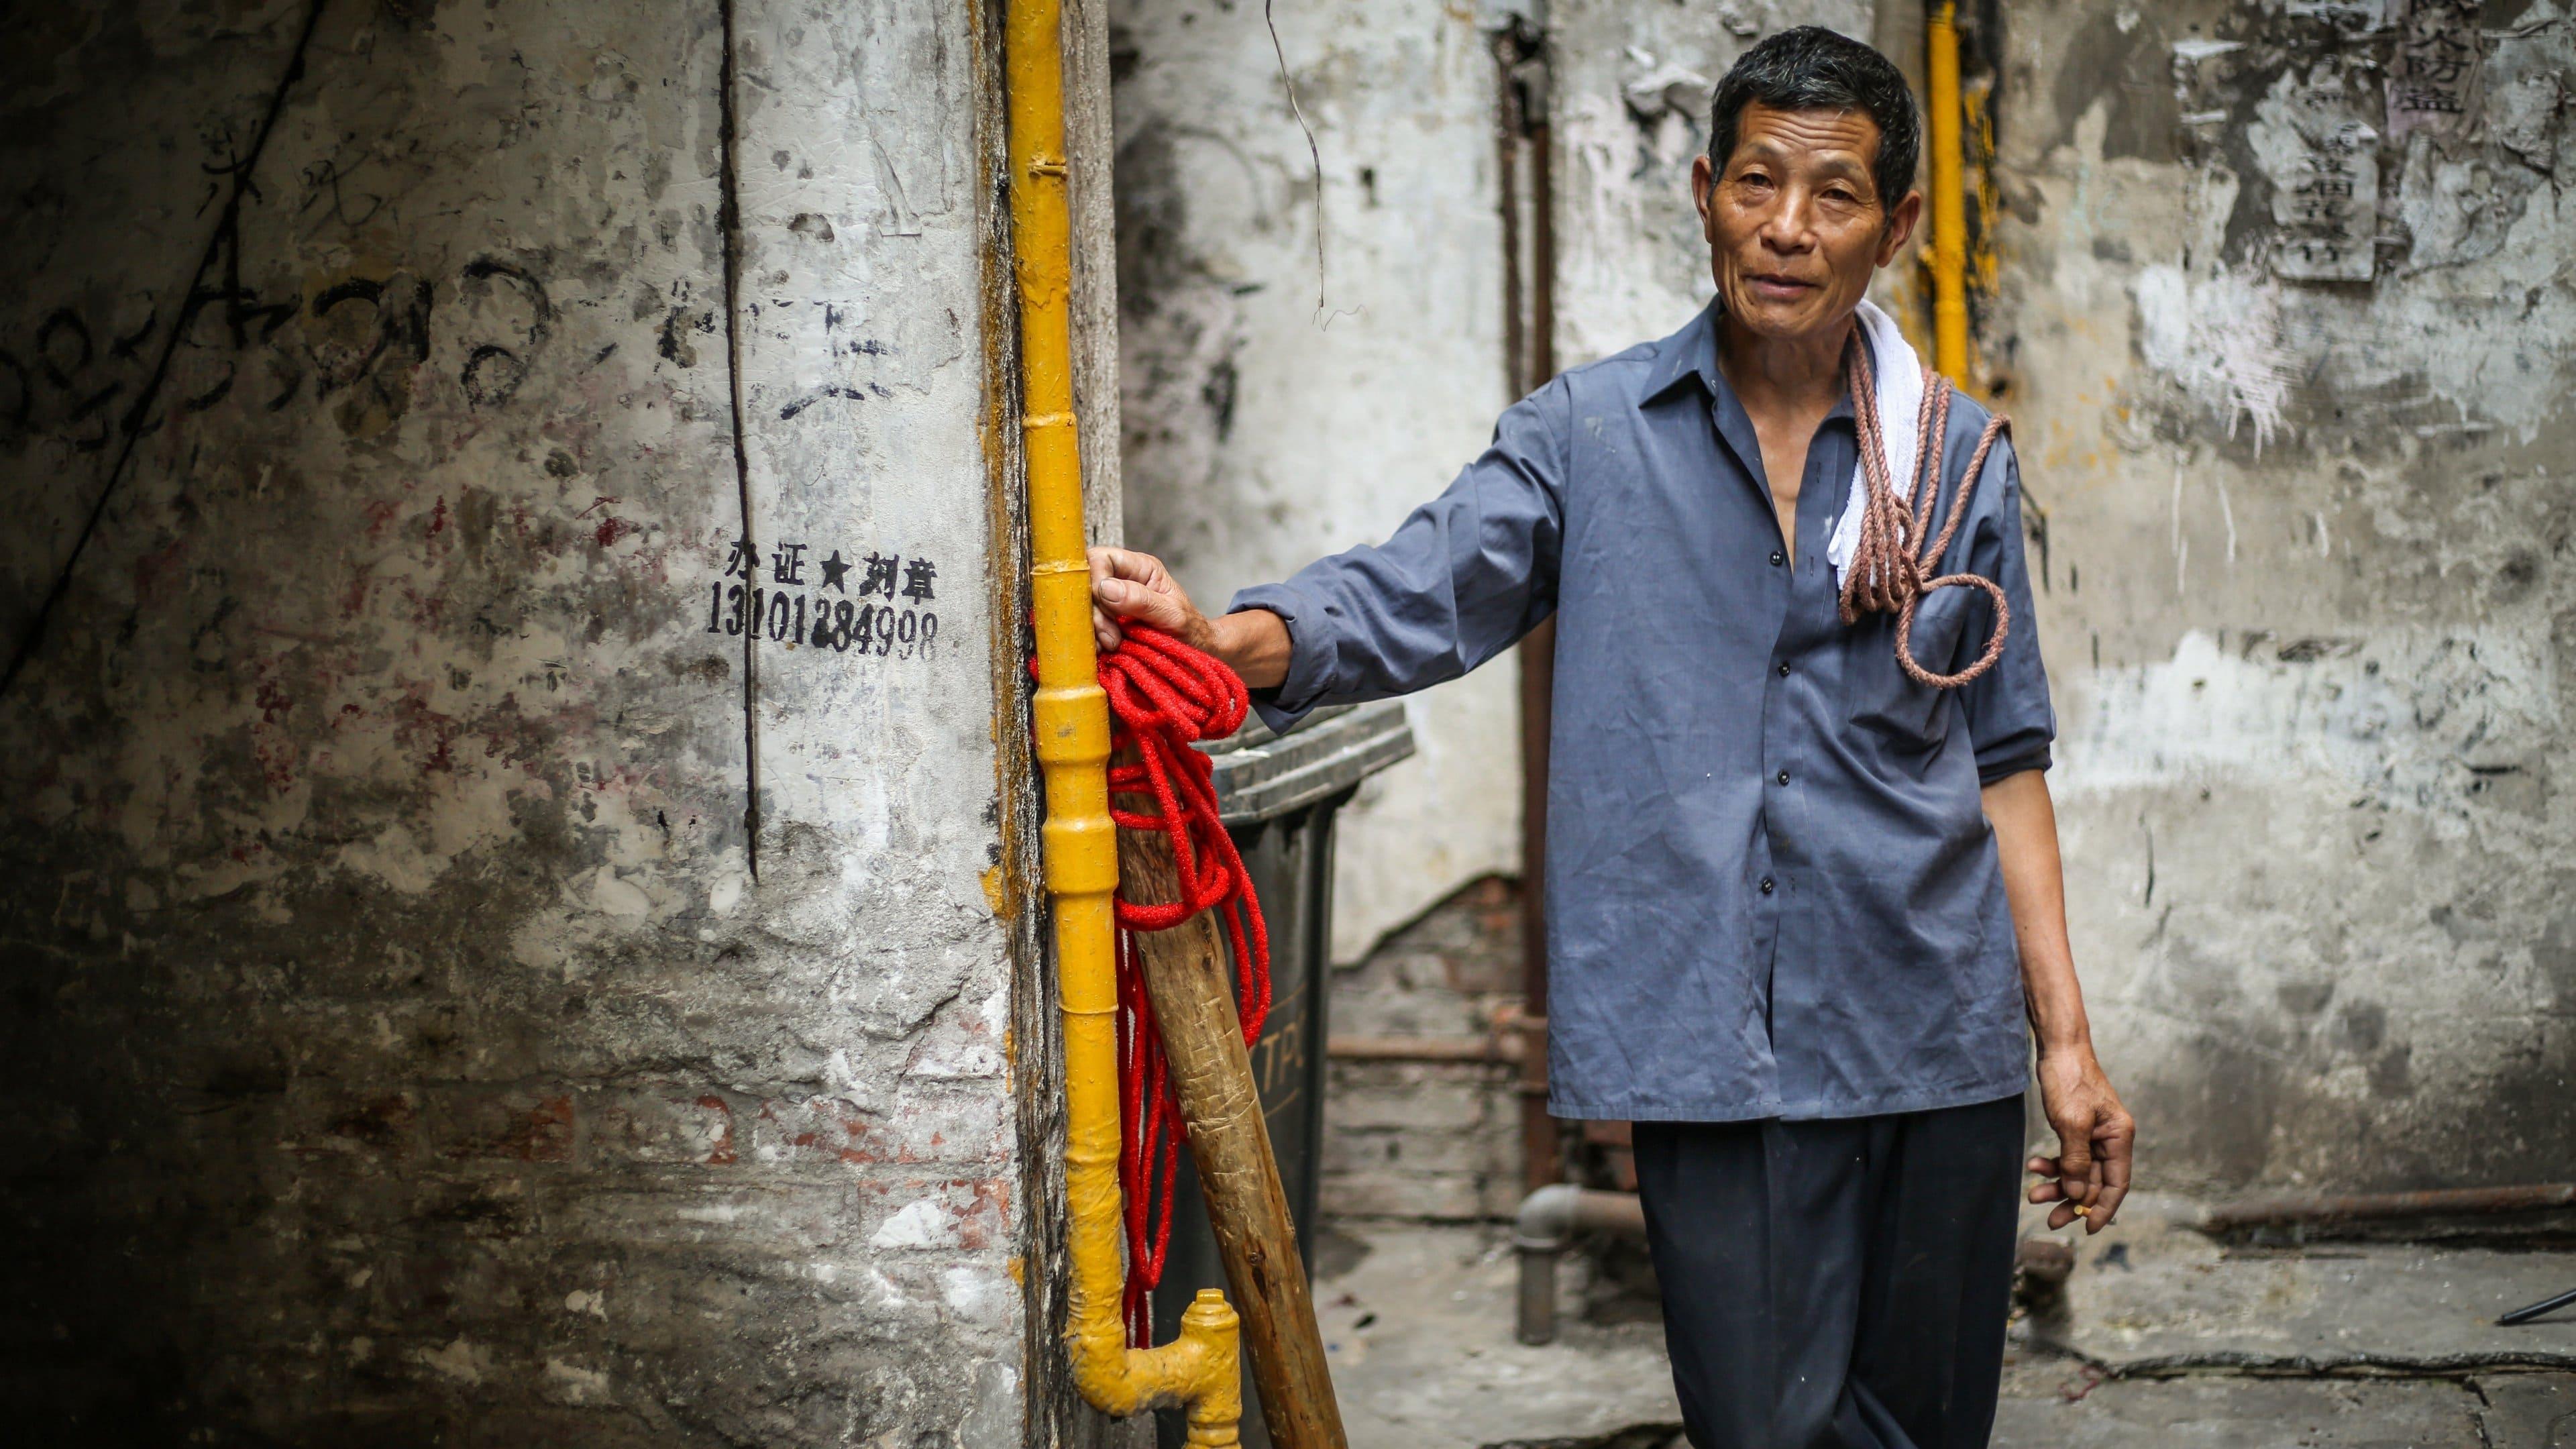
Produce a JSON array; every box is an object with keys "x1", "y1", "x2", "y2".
[{"x1": 1633, "y1": 1095, "x2": 2025, "y2": 1449}]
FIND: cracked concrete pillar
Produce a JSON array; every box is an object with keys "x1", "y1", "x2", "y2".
[{"x1": 0, "y1": 2, "x2": 1112, "y2": 1441}]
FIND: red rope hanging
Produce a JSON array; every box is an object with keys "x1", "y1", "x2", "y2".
[{"x1": 1097, "y1": 623, "x2": 1272, "y2": 1345}]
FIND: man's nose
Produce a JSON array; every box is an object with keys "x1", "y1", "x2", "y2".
[{"x1": 1758, "y1": 194, "x2": 1817, "y2": 252}]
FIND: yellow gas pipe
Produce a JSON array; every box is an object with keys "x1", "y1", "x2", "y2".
[
  {"x1": 1925, "y1": 0, "x2": 1970, "y2": 384},
  {"x1": 1004, "y1": 0, "x2": 1244, "y2": 1440}
]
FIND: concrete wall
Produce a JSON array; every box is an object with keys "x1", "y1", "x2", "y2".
[
  {"x1": 1129, "y1": 0, "x2": 2574, "y2": 1198},
  {"x1": 1110, "y1": 0, "x2": 1525, "y2": 961},
  {"x1": 0, "y1": 1, "x2": 1069, "y2": 1440},
  {"x1": 1992, "y1": 0, "x2": 2576, "y2": 1193},
  {"x1": 1545, "y1": 0, "x2": 2576, "y2": 1193},
  {"x1": 1550, "y1": 0, "x2": 1876, "y2": 366}
]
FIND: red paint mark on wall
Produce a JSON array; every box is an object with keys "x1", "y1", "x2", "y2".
[
  {"x1": 396, "y1": 584, "x2": 450, "y2": 635},
  {"x1": 954, "y1": 1178, "x2": 1010, "y2": 1250},
  {"x1": 749, "y1": 1094, "x2": 1009, "y2": 1167},
  {"x1": 696, "y1": 1095, "x2": 739, "y2": 1165},
  {"x1": 390, "y1": 680, "x2": 463, "y2": 775},
  {"x1": 509, "y1": 1095, "x2": 577, "y2": 1163}
]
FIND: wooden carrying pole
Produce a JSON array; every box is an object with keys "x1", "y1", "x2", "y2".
[{"x1": 1116, "y1": 824, "x2": 1350, "y2": 1449}]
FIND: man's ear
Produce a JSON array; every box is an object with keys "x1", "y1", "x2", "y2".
[
  {"x1": 1876, "y1": 189, "x2": 1925, "y2": 267},
  {"x1": 1690, "y1": 154, "x2": 1718, "y2": 244}
]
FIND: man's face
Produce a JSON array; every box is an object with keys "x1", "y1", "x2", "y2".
[{"x1": 1691, "y1": 101, "x2": 1922, "y2": 346}]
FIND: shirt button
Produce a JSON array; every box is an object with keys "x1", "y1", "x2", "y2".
[
  {"x1": 1776, "y1": 661, "x2": 1792, "y2": 678},
  {"x1": 1760, "y1": 877, "x2": 1776, "y2": 895},
  {"x1": 1769, "y1": 549, "x2": 1786, "y2": 567},
  {"x1": 1776, "y1": 769, "x2": 1790, "y2": 786}
]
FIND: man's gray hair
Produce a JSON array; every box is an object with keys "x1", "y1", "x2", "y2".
[{"x1": 1707, "y1": 27, "x2": 1922, "y2": 206}]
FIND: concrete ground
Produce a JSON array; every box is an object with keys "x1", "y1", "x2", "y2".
[{"x1": 1312, "y1": 1197, "x2": 2576, "y2": 1449}]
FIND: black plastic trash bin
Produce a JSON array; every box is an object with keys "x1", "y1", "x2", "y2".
[{"x1": 1151, "y1": 700, "x2": 1414, "y2": 1449}]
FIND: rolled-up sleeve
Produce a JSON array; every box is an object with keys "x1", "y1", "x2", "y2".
[
  {"x1": 1953, "y1": 433, "x2": 2055, "y2": 784},
  {"x1": 1231, "y1": 377, "x2": 1570, "y2": 733}
]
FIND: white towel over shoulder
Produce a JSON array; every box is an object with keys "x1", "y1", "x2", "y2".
[{"x1": 1824, "y1": 300, "x2": 1926, "y2": 590}]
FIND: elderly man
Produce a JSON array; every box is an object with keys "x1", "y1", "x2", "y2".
[{"x1": 1089, "y1": 27, "x2": 2132, "y2": 1449}]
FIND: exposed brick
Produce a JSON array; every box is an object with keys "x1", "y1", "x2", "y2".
[
  {"x1": 1327, "y1": 1069, "x2": 1491, "y2": 1132},
  {"x1": 1322, "y1": 875, "x2": 1529, "y2": 1224},
  {"x1": 1322, "y1": 1169, "x2": 1492, "y2": 1222},
  {"x1": 1325, "y1": 1122, "x2": 1507, "y2": 1177}
]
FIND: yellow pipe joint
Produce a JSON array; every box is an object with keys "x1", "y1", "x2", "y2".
[{"x1": 1005, "y1": 0, "x2": 1244, "y2": 1439}]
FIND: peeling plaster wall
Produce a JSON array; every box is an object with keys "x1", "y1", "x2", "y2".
[
  {"x1": 0, "y1": 1, "x2": 1057, "y2": 1441},
  {"x1": 1110, "y1": 0, "x2": 1523, "y2": 961},
  {"x1": 1286, "y1": 0, "x2": 2576, "y2": 1194},
  {"x1": 1993, "y1": 0, "x2": 2576, "y2": 1193},
  {"x1": 1118, "y1": 0, "x2": 2575, "y2": 1197},
  {"x1": 1549, "y1": 0, "x2": 1876, "y2": 366}
]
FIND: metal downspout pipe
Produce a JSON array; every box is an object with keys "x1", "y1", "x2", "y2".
[
  {"x1": 1513, "y1": 1185, "x2": 1647, "y2": 1346},
  {"x1": 1925, "y1": 0, "x2": 1971, "y2": 383},
  {"x1": 1006, "y1": 0, "x2": 1244, "y2": 1438}
]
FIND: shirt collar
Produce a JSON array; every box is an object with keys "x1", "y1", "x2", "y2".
[
  {"x1": 1650, "y1": 301, "x2": 1864, "y2": 499},
  {"x1": 1638, "y1": 301, "x2": 1724, "y2": 407},
  {"x1": 1640, "y1": 299, "x2": 1865, "y2": 427}
]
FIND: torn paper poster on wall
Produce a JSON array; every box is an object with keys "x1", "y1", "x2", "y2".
[
  {"x1": 2387, "y1": 0, "x2": 2487, "y2": 141},
  {"x1": 2250, "y1": 66, "x2": 2380, "y2": 282}
]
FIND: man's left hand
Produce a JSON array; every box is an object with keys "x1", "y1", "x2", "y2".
[{"x1": 2028, "y1": 1046, "x2": 2133, "y2": 1234}]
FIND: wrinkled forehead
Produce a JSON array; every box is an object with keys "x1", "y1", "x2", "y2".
[{"x1": 1726, "y1": 102, "x2": 1883, "y2": 178}]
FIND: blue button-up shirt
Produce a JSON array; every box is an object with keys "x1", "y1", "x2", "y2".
[{"x1": 1234, "y1": 303, "x2": 2054, "y2": 1122}]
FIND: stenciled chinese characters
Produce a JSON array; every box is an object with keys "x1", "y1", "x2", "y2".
[{"x1": 708, "y1": 536, "x2": 941, "y2": 660}]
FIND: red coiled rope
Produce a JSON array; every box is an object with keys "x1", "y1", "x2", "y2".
[{"x1": 1097, "y1": 624, "x2": 1272, "y2": 1345}]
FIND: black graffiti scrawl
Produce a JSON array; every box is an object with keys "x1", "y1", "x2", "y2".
[{"x1": 1, "y1": 0, "x2": 331, "y2": 697}]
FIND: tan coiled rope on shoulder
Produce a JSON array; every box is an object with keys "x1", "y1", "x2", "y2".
[{"x1": 1839, "y1": 333, "x2": 2015, "y2": 690}]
